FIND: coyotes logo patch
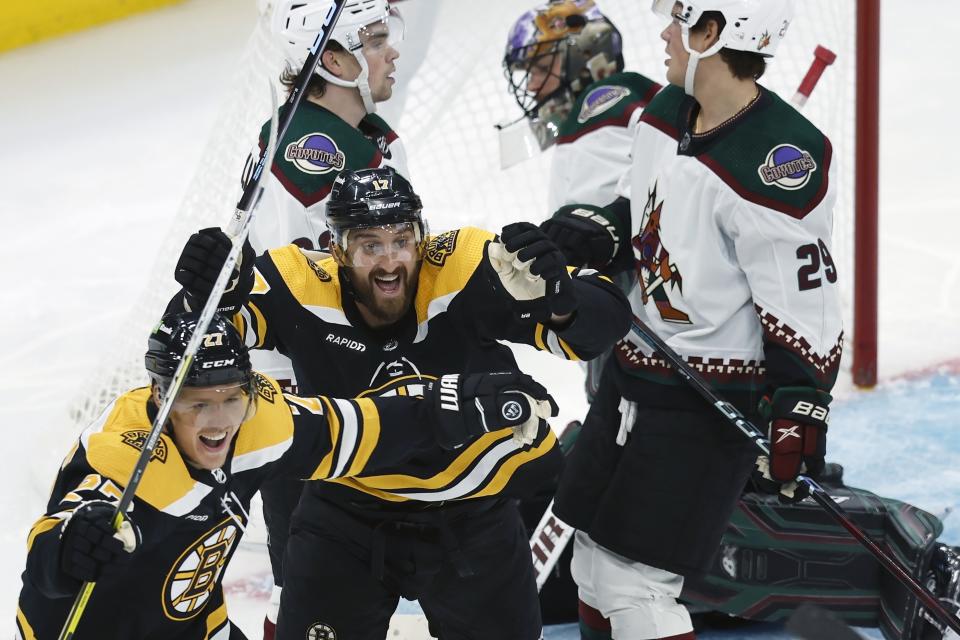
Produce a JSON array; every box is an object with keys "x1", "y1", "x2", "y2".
[{"x1": 632, "y1": 184, "x2": 691, "y2": 324}]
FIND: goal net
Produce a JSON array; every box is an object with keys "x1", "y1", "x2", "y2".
[{"x1": 69, "y1": 0, "x2": 864, "y2": 428}]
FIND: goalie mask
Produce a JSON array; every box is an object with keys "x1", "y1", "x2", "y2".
[
  {"x1": 652, "y1": 0, "x2": 793, "y2": 95},
  {"x1": 271, "y1": 0, "x2": 404, "y2": 113},
  {"x1": 325, "y1": 167, "x2": 427, "y2": 268},
  {"x1": 503, "y1": 0, "x2": 624, "y2": 153}
]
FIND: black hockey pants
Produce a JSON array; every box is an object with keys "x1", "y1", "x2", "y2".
[{"x1": 275, "y1": 497, "x2": 542, "y2": 640}]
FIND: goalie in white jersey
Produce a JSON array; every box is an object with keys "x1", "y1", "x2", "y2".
[
  {"x1": 503, "y1": 0, "x2": 662, "y2": 403},
  {"x1": 544, "y1": 1, "x2": 843, "y2": 638}
]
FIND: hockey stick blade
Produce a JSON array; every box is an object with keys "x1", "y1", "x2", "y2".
[
  {"x1": 627, "y1": 316, "x2": 960, "y2": 637},
  {"x1": 530, "y1": 500, "x2": 576, "y2": 591}
]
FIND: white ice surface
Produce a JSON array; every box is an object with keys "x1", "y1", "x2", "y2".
[{"x1": 1, "y1": 1, "x2": 958, "y2": 638}]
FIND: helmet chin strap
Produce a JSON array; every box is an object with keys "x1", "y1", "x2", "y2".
[
  {"x1": 316, "y1": 50, "x2": 377, "y2": 114},
  {"x1": 680, "y1": 28, "x2": 725, "y2": 96}
]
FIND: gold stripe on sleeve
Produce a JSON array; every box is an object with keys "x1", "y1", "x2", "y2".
[
  {"x1": 534, "y1": 324, "x2": 548, "y2": 351},
  {"x1": 468, "y1": 430, "x2": 558, "y2": 498},
  {"x1": 557, "y1": 336, "x2": 580, "y2": 361},
  {"x1": 308, "y1": 397, "x2": 340, "y2": 480},
  {"x1": 247, "y1": 301, "x2": 269, "y2": 349},
  {"x1": 355, "y1": 431, "x2": 512, "y2": 491},
  {"x1": 26, "y1": 517, "x2": 61, "y2": 551},
  {"x1": 16, "y1": 606, "x2": 37, "y2": 640},
  {"x1": 203, "y1": 602, "x2": 229, "y2": 639},
  {"x1": 346, "y1": 398, "x2": 382, "y2": 477}
]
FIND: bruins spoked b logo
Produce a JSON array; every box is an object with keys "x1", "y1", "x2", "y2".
[
  {"x1": 307, "y1": 622, "x2": 337, "y2": 639},
  {"x1": 162, "y1": 519, "x2": 239, "y2": 620}
]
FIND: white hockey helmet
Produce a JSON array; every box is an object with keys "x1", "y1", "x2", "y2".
[
  {"x1": 271, "y1": 0, "x2": 404, "y2": 113},
  {"x1": 652, "y1": 0, "x2": 793, "y2": 95}
]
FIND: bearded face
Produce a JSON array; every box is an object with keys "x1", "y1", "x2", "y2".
[{"x1": 337, "y1": 223, "x2": 422, "y2": 327}]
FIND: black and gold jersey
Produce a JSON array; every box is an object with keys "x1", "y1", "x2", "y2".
[
  {"x1": 16, "y1": 374, "x2": 439, "y2": 640},
  {"x1": 212, "y1": 226, "x2": 630, "y2": 508}
]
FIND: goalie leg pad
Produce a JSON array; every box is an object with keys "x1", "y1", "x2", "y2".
[{"x1": 680, "y1": 479, "x2": 946, "y2": 640}]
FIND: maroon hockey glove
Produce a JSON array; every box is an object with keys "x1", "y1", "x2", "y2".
[
  {"x1": 753, "y1": 387, "x2": 831, "y2": 503},
  {"x1": 59, "y1": 501, "x2": 137, "y2": 583},
  {"x1": 175, "y1": 227, "x2": 255, "y2": 314},
  {"x1": 429, "y1": 372, "x2": 558, "y2": 450},
  {"x1": 541, "y1": 204, "x2": 620, "y2": 270}
]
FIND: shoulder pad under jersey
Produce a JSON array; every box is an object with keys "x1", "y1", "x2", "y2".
[
  {"x1": 700, "y1": 87, "x2": 832, "y2": 219},
  {"x1": 558, "y1": 71, "x2": 662, "y2": 143},
  {"x1": 258, "y1": 245, "x2": 343, "y2": 312},
  {"x1": 414, "y1": 227, "x2": 495, "y2": 322},
  {"x1": 259, "y1": 102, "x2": 385, "y2": 207},
  {"x1": 640, "y1": 85, "x2": 832, "y2": 219},
  {"x1": 83, "y1": 388, "x2": 206, "y2": 516}
]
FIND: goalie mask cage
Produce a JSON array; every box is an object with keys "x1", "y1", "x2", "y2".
[{"x1": 68, "y1": 0, "x2": 879, "y2": 428}]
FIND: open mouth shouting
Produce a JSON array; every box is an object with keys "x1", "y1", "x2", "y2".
[
  {"x1": 198, "y1": 430, "x2": 231, "y2": 452},
  {"x1": 373, "y1": 271, "x2": 403, "y2": 296}
]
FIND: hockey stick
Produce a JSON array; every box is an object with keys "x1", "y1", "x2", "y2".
[
  {"x1": 527, "y1": 44, "x2": 839, "y2": 594},
  {"x1": 56, "y1": 83, "x2": 281, "y2": 640},
  {"x1": 627, "y1": 315, "x2": 960, "y2": 637},
  {"x1": 530, "y1": 499, "x2": 576, "y2": 591},
  {"x1": 55, "y1": 4, "x2": 348, "y2": 638}
]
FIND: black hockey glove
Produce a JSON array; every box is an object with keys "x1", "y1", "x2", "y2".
[
  {"x1": 59, "y1": 501, "x2": 137, "y2": 583},
  {"x1": 752, "y1": 386, "x2": 831, "y2": 504},
  {"x1": 540, "y1": 203, "x2": 620, "y2": 270},
  {"x1": 175, "y1": 227, "x2": 255, "y2": 314},
  {"x1": 429, "y1": 371, "x2": 559, "y2": 451},
  {"x1": 486, "y1": 222, "x2": 578, "y2": 323}
]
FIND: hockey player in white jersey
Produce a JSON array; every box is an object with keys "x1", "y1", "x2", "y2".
[
  {"x1": 240, "y1": 1, "x2": 408, "y2": 636},
  {"x1": 543, "y1": 1, "x2": 844, "y2": 638},
  {"x1": 247, "y1": 0, "x2": 407, "y2": 390}
]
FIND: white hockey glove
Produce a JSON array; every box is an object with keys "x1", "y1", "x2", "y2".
[{"x1": 486, "y1": 223, "x2": 578, "y2": 323}]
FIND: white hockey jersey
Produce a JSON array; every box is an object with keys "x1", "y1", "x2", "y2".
[
  {"x1": 244, "y1": 102, "x2": 409, "y2": 389},
  {"x1": 547, "y1": 72, "x2": 660, "y2": 211},
  {"x1": 615, "y1": 84, "x2": 842, "y2": 396}
]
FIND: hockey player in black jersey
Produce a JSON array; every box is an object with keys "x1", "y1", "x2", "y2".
[
  {"x1": 170, "y1": 166, "x2": 632, "y2": 639},
  {"x1": 15, "y1": 312, "x2": 557, "y2": 640}
]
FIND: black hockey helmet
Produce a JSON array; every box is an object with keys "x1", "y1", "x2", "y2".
[
  {"x1": 145, "y1": 312, "x2": 252, "y2": 393},
  {"x1": 325, "y1": 166, "x2": 427, "y2": 265},
  {"x1": 326, "y1": 166, "x2": 424, "y2": 230}
]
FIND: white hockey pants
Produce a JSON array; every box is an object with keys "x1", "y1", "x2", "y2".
[{"x1": 571, "y1": 531, "x2": 694, "y2": 639}]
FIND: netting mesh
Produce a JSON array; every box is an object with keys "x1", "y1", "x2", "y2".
[{"x1": 70, "y1": 0, "x2": 859, "y2": 427}]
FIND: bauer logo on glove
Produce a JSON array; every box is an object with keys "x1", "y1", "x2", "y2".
[{"x1": 753, "y1": 386, "x2": 832, "y2": 504}]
